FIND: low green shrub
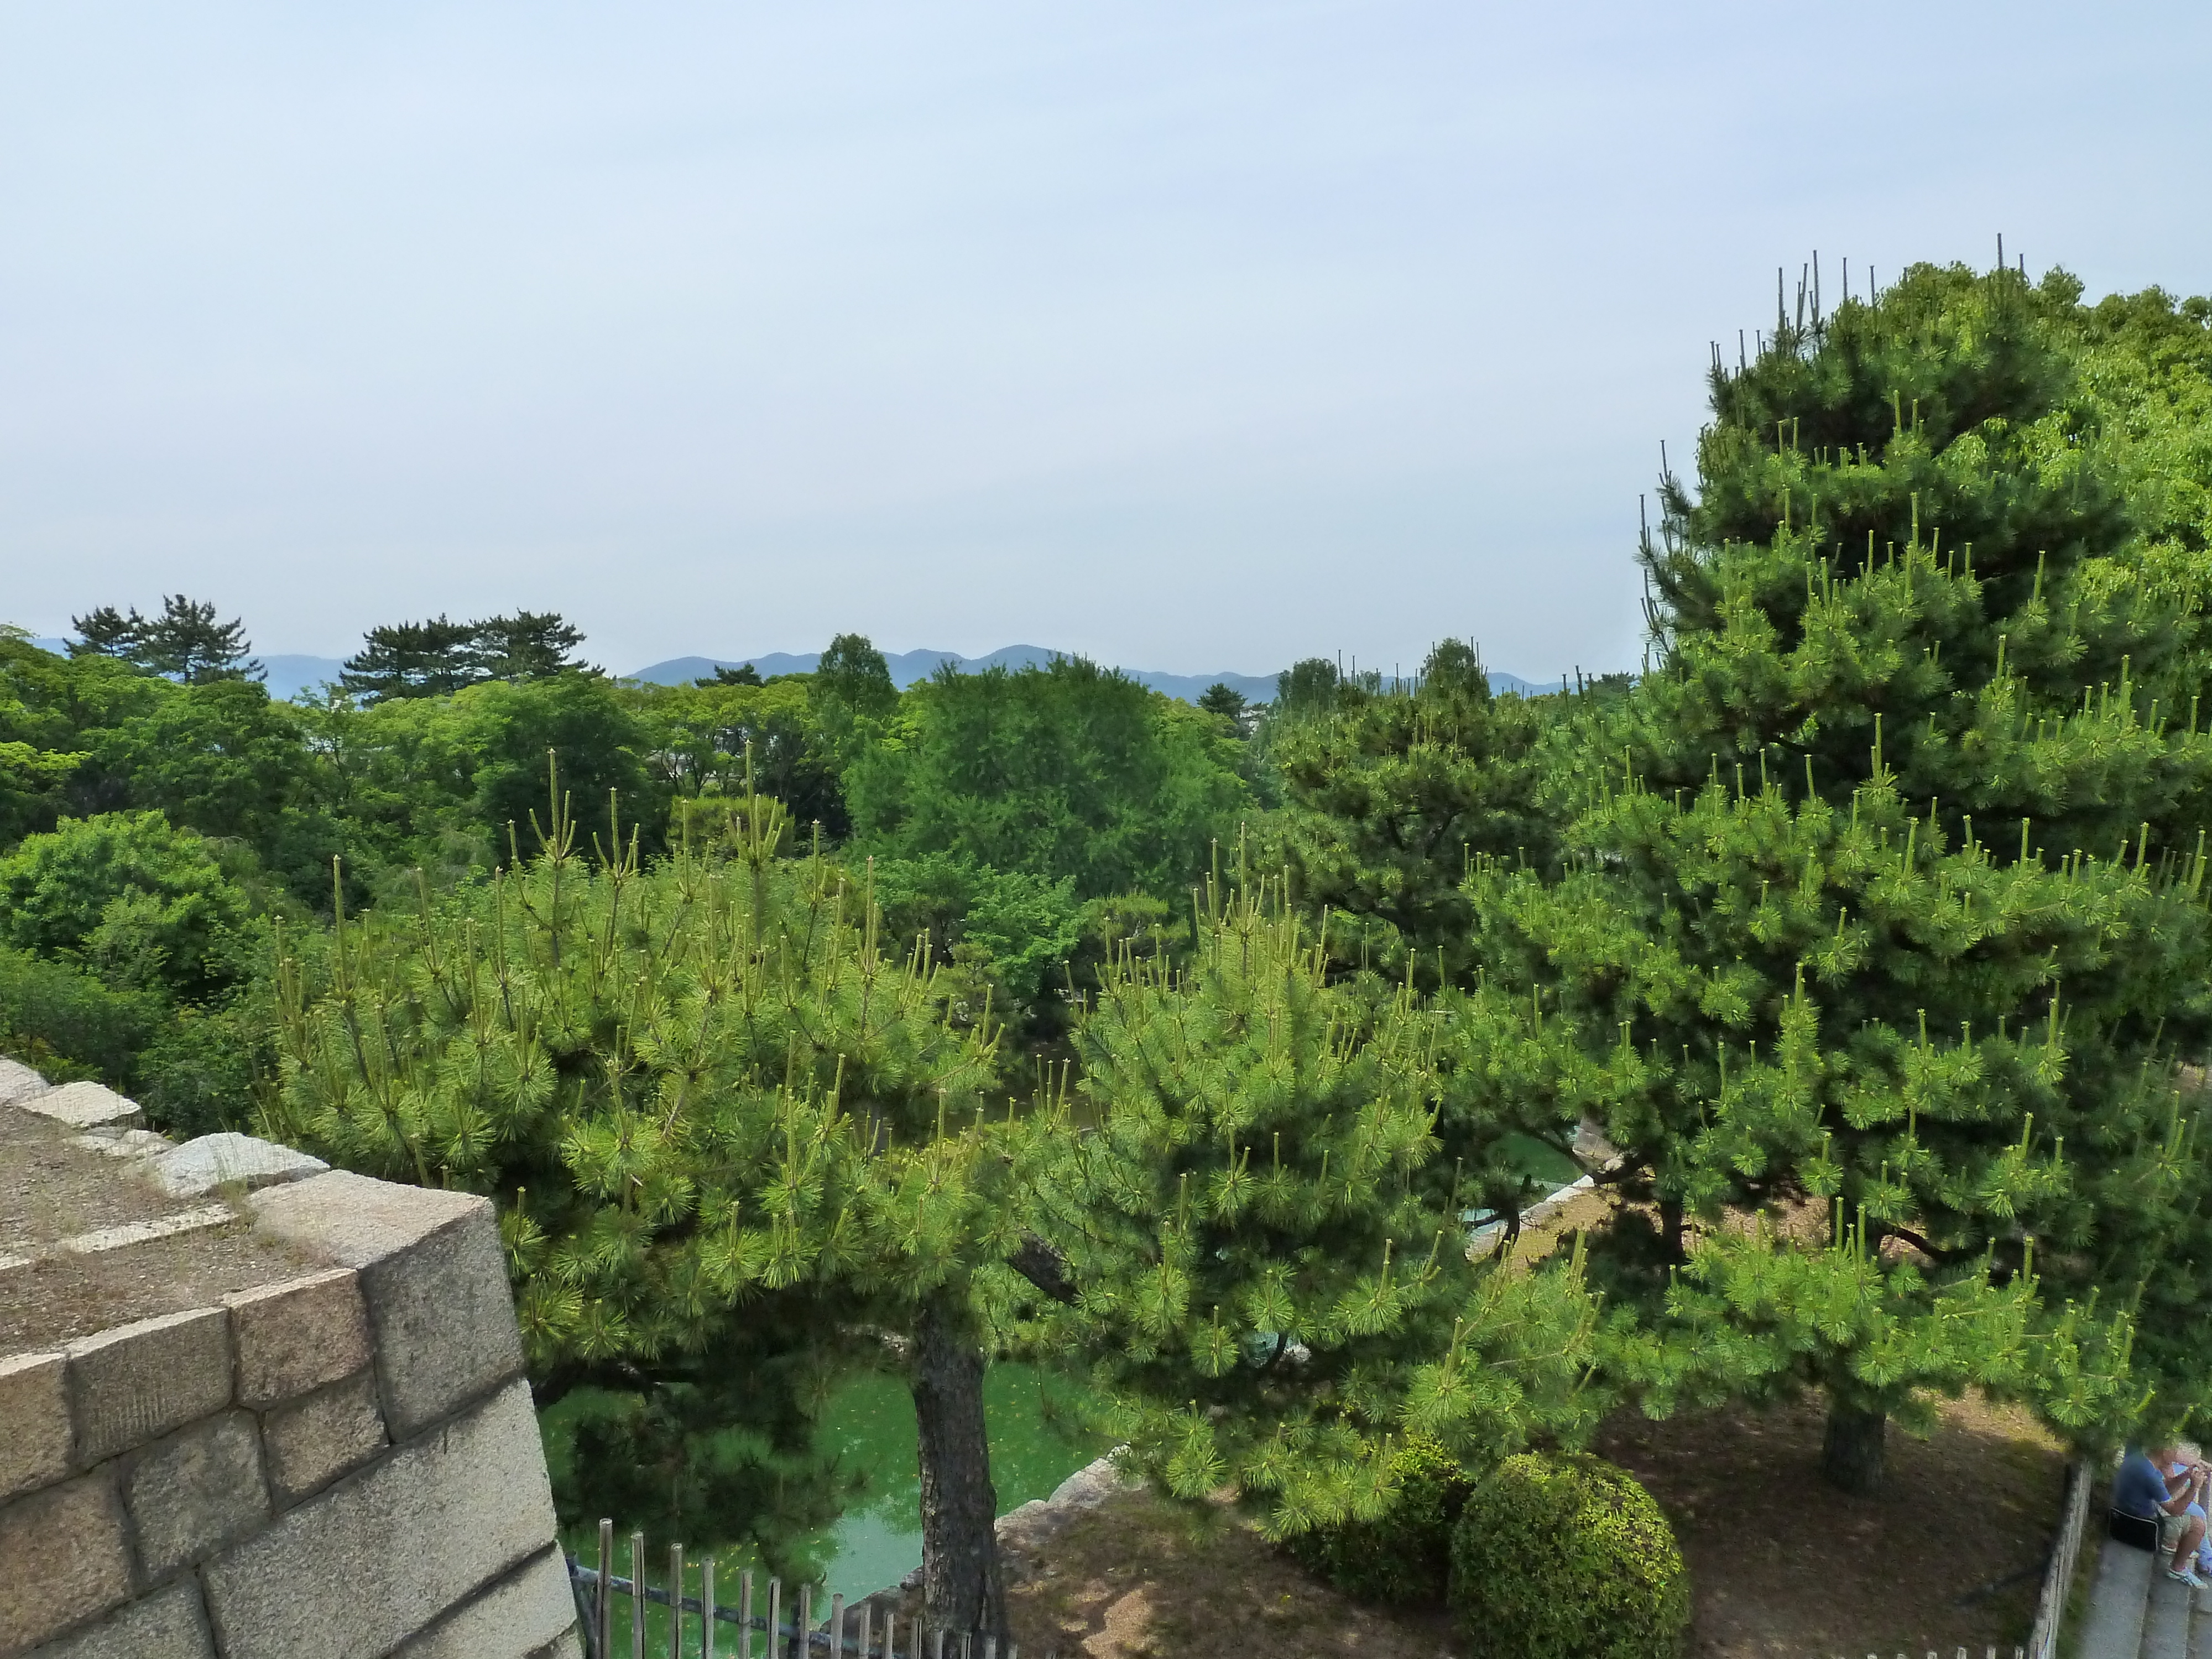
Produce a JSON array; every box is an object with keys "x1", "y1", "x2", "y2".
[
  {"x1": 0, "y1": 810, "x2": 256, "y2": 1001},
  {"x1": 1448, "y1": 1451, "x2": 1689, "y2": 1659},
  {"x1": 1285, "y1": 1434, "x2": 1474, "y2": 1604},
  {"x1": 0, "y1": 942, "x2": 160, "y2": 1087},
  {"x1": 0, "y1": 941, "x2": 269, "y2": 1136},
  {"x1": 135, "y1": 1002, "x2": 267, "y2": 1139}
]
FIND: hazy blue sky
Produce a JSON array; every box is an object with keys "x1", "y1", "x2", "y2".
[{"x1": 3, "y1": 3, "x2": 2205, "y2": 680}]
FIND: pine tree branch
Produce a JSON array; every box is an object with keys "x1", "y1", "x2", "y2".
[
  {"x1": 530, "y1": 1357, "x2": 658, "y2": 1411},
  {"x1": 1006, "y1": 1232, "x2": 1079, "y2": 1305},
  {"x1": 1880, "y1": 1222, "x2": 1970, "y2": 1266}
]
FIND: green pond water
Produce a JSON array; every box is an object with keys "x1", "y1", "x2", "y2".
[
  {"x1": 1499, "y1": 1133, "x2": 1583, "y2": 1195},
  {"x1": 545, "y1": 1362, "x2": 1102, "y2": 1655}
]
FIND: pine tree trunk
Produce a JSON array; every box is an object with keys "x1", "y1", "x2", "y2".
[
  {"x1": 912, "y1": 1292, "x2": 1006, "y2": 1640},
  {"x1": 1658, "y1": 1196, "x2": 1686, "y2": 1264},
  {"x1": 1821, "y1": 1399, "x2": 1886, "y2": 1495}
]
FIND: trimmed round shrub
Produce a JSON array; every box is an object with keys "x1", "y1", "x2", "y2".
[
  {"x1": 1285, "y1": 1435, "x2": 1474, "y2": 1605},
  {"x1": 1448, "y1": 1451, "x2": 1689, "y2": 1659}
]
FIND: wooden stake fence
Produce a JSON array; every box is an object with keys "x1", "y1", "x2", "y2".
[
  {"x1": 2025, "y1": 1457, "x2": 2093, "y2": 1659},
  {"x1": 567, "y1": 1519, "x2": 1019, "y2": 1659}
]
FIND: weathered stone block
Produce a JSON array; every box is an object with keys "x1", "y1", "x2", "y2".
[
  {"x1": 527, "y1": 1636, "x2": 585, "y2": 1659},
  {"x1": 19, "y1": 1081, "x2": 141, "y2": 1131},
  {"x1": 69, "y1": 1129, "x2": 173, "y2": 1162},
  {"x1": 203, "y1": 1380, "x2": 557, "y2": 1659},
  {"x1": 147, "y1": 1134, "x2": 327, "y2": 1199},
  {"x1": 0, "y1": 1474, "x2": 132, "y2": 1658},
  {"x1": 249, "y1": 1172, "x2": 523, "y2": 1439},
  {"x1": 60, "y1": 1204, "x2": 233, "y2": 1260},
  {"x1": 0, "y1": 1055, "x2": 48, "y2": 1106},
  {"x1": 123, "y1": 1411, "x2": 269, "y2": 1577},
  {"x1": 23, "y1": 1575, "x2": 215, "y2": 1659},
  {"x1": 224, "y1": 1268, "x2": 370, "y2": 1406},
  {"x1": 66, "y1": 1308, "x2": 233, "y2": 1467},
  {"x1": 261, "y1": 1370, "x2": 387, "y2": 1507},
  {"x1": 0, "y1": 1352, "x2": 71, "y2": 1500},
  {"x1": 390, "y1": 1547, "x2": 580, "y2": 1659}
]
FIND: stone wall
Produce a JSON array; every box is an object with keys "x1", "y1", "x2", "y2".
[{"x1": 0, "y1": 1058, "x2": 582, "y2": 1659}]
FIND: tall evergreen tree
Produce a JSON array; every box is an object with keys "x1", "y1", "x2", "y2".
[
  {"x1": 69, "y1": 606, "x2": 144, "y2": 662},
  {"x1": 70, "y1": 595, "x2": 260, "y2": 683},
  {"x1": 338, "y1": 616, "x2": 482, "y2": 700},
  {"x1": 470, "y1": 611, "x2": 588, "y2": 681},
  {"x1": 1195, "y1": 682, "x2": 1250, "y2": 728},
  {"x1": 340, "y1": 613, "x2": 586, "y2": 701},
  {"x1": 140, "y1": 596, "x2": 262, "y2": 684},
  {"x1": 1469, "y1": 260, "x2": 2212, "y2": 1489},
  {"x1": 1264, "y1": 638, "x2": 1556, "y2": 987}
]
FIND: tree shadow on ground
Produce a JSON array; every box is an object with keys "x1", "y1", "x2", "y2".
[{"x1": 1597, "y1": 1392, "x2": 2062, "y2": 1658}]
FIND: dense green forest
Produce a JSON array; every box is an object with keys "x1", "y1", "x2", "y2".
[{"x1": 10, "y1": 260, "x2": 2212, "y2": 1642}]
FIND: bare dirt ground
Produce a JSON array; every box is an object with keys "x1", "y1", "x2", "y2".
[
  {"x1": 1598, "y1": 1392, "x2": 2062, "y2": 1658},
  {"x1": 988, "y1": 1386, "x2": 2059, "y2": 1659},
  {"x1": 997, "y1": 1489, "x2": 1458, "y2": 1659}
]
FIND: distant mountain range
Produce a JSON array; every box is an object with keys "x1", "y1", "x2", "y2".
[
  {"x1": 629, "y1": 646, "x2": 1296, "y2": 705},
  {"x1": 632, "y1": 646, "x2": 1545, "y2": 705},
  {"x1": 22, "y1": 638, "x2": 1546, "y2": 705}
]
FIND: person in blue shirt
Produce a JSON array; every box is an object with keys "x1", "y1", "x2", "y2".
[{"x1": 2115, "y1": 1442, "x2": 2209, "y2": 1588}]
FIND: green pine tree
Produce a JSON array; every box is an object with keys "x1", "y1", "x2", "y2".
[
  {"x1": 1264, "y1": 638, "x2": 1557, "y2": 988},
  {"x1": 1020, "y1": 856, "x2": 1602, "y2": 1540},
  {"x1": 265, "y1": 766, "x2": 1031, "y2": 1632},
  {"x1": 1469, "y1": 260, "x2": 2212, "y2": 1489},
  {"x1": 339, "y1": 616, "x2": 483, "y2": 700},
  {"x1": 68, "y1": 605, "x2": 145, "y2": 662},
  {"x1": 71, "y1": 595, "x2": 260, "y2": 684},
  {"x1": 1195, "y1": 682, "x2": 1249, "y2": 729},
  {"x1": 469, "y1": 611, "x2": 588, "y2": 681}
]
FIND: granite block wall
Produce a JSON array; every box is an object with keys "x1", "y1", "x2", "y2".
[{"x1": 0, "y1": 1058, "x2": 581, "y2": 1659}]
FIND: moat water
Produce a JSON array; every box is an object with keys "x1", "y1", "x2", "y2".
[{"x1": 545, "y1": 1360, "x2": 1100, "y2": 1652}]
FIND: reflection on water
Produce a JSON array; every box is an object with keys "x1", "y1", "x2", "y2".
[
  {"x1": 1500, "y1": 1133, "x2": 1584, "y2": 1193},
  {"x1": 546, "y1": 1359, "x2": 1101, "y2": 1632},
  {"x1": 805, "y1": 1364, "x2": 1101, "y2": 1601}
]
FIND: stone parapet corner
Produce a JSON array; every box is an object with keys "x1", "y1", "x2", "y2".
[{"x1": 0, "y1": 1056, "x2": 577, "y2": 1659}]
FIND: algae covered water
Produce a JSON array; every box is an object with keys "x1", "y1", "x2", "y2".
[
  {"x1": 544, "y1": 1359, "x2": 1102, "y2": 1639},
  {"x1": 787, "y1": 1363, "x2": 1102, "y2": 1601}
]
